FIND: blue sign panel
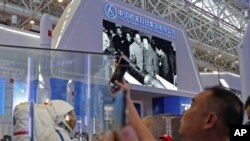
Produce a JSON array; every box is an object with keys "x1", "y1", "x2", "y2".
[
  {"x1": 153, "y1": 96, "x2": 191, "y2": 115},
  {"x1": 30, "y1": 80, "x2": 38, "y2": 102},
  {"x1": 104, "y1": 3, "x2": 176, "y2": 39},
  {"x1": 73, "y1": 81, "x2": 84, "y2": 117},
  {"x1": 50, "y1": 78, "x2": 68, "y2": 101}
]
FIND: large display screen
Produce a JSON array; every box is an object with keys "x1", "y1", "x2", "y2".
[{"x1": 103, "y1": 19, "x2": 177, "y2": 90}]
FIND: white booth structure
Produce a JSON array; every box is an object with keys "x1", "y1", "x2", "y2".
[{"x1": 0, "y1": 0, "x2": 246, "y2": 140}]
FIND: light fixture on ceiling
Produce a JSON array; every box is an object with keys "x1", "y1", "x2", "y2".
[
  {"x1": 58, "y1": 0, "x2": 63, "y2": 3},
  {"x1": 30, "y1": 20, "x2": 35, "y2": 24}
]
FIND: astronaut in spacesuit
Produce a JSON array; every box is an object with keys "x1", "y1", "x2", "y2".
[
  {"x1": 13, "y1": 100, "x2": 78, "y2": 141},
  {"x1": 41, "y1": 100, "x2": 77, "y2": 141}
]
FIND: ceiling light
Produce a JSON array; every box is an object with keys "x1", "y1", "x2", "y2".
[
  {"x1": 218, "y1": 54, "x2": 221, "y2": 58},
  {"x1": 58, "y1": 0, "x2": 63, "y2": 3},
  {"x1": 30, "y1": 20, "x2": 35, "y2": 24}
]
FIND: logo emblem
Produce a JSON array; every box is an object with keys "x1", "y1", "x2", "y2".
[{"x1": 104, "y1": 3, "x2": 117, "y2": 19}]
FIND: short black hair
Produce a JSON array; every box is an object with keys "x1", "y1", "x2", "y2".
[
  {"x1": 142, "y1": 36, "x2": 150, "y2": 43},
  {"x1": 245, "y1": 96, "x2": 250, "y2": 109},
  {"x1": 205, "y1": 86, "x2": 244, "y2": 128},
  {"x1": 132, "y1": 30, "x2": 140, "y2": 37},
  {"x1": 116, "y1": 26, "x2": 122, "y2": 30}
]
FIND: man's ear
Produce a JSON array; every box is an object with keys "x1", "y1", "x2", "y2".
[{"x1": 203, "y1": 112, "x2": 218, "y2": 129}]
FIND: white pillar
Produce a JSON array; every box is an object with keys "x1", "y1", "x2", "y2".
[{"x1": 238, "y1": 20, "x2": 250, "y2": 122}]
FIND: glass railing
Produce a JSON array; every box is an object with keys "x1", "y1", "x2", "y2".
[{"x1": 0, "y1": 45, "x2": 116, "y2": 141}]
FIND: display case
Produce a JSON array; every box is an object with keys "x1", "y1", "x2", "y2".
[{"x1": 0, "y1": 45, "x2": 116, "y2": 140}]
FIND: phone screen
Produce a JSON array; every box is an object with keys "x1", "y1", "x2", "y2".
[
  {"x1": 112, "y1": 90, "x2": 128, "y2": 131},
  {"x1": 109, "y1": 55, "x2": 129, "y2": 92}
]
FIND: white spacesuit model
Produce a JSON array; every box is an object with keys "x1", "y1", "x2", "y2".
[
  {"x1": 13, "y1": 100, "x2": 77, "y2": 141},
  {"x1": 13, "y1": 102, "x2": 55, "y2": 141},
  {"x1": 40, "y1": 100, "x2": 77, "y2": 141}
]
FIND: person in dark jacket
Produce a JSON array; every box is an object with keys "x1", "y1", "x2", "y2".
[
  {"x1": 152, "y1": 37, "x2": 169, "y2": 80},
  {"x1": 112, "y1": 27, "x2": 124, "y2": 54},
  {"x1": 179, "y1": 86, "x2": 244, "y2": 141},
  {"x1": 121, "y1": 32, "x2": 133, "y2": 57}
]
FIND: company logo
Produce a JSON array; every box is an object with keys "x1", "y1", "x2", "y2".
[
  {"x1": 230, "y1": 125, "x2": 250, "y2": 141},
  {"x1": 104, "y1": 3, "x2": 117, "y2": 19}
]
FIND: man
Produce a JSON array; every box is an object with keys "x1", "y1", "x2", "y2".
[
  {"x1": 112, "y1": 27, "x2": 124, "y2": 54},
  {"x1": 166, "y1": 46, "x2": 176, "y2": 84},
  {"x1": 121, "y1": 32, "x2": 133, "y2": 57},
  {"x1": 179, "y1": 86, "x2": 244, "y2": 141},
  {"x1": 244, "y1": 96, "x2": 250, "y2": 125},
  {"x1": 154, "y1": 43, "x2": 169, "y2": 81},
  {"x1": 129, "y1": 32, "x2": 143, "y2": 69},
  {"x1": 104, "y1": 84, "x2": 243, "y2": 141},
  {"x1": 142, "y1": 36, "x2": 159, "y2": 75},
  {"x1": 103, "y1": 30, "x2": 110, "y2": 52}
]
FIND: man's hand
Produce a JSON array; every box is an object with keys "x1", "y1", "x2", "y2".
[
  {"x1": 109, "y1": 79, "x2": 155, "y2": 141},
  {"x1": 103, "y1": 126, "x2": 139, "y2": 141},
  {"x1": 110, "y1": 79, "x2": 130, "y2": 96}
]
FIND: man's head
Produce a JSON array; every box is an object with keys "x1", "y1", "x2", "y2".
[
  {"x1": 179, "y1": 86, "x2": 243, "y2": 141},
  {"x1": 47, "y1": 100, "x2": 77, "y2": 132},
  {"x1": 151, "y1": 37, "x2": 156, "y2": 47},
  {"x1": 155, "y1": 47, "x2": 163, "y2": 56},
  {"x1": 142, "y1": 36, "x2": 150, "y2": 50},
  {"x1": 109, "y1": 29, "x2": 114, "y2": 34},
  {"x1": 245, "y1": 96, "x2": 250, "y2": 120},
  {"x1": 126, "y1": 32, "x2": 132, "y2": 42},
  {"x1": 133, "y1": 32, "x2": 141, "y2": 45},
  {"x1": 116, "y1": 27, "x2": 122, "y2": 36}
]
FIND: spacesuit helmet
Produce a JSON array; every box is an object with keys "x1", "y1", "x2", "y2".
[{"x1": 46, "y1": 100, "x2": 77, "y2": 132}]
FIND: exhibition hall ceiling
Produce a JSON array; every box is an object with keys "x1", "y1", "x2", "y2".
[{"x1": 0, "y1": 0, "x2": 248, "y2": 74}]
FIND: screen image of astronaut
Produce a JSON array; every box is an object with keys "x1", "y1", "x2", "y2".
[{"x1": 103, "y1": 20, "x2": 177, "y2": 90}]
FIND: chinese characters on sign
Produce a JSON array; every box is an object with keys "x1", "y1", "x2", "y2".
[{"x1": 105, "y1": 3, "x2": 176, "y2": 39}]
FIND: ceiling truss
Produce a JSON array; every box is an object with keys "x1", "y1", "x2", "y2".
[{"x1": 122, "y1": 0, "x2": 246, "y2": 73}]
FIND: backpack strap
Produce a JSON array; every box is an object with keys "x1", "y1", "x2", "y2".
[{"x1": 56, "y1": 130, "x2": 64, "y2": 141}]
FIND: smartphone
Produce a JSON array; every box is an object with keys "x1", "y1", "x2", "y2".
[
  {"x1": 112, "y1": 89, "x2": 128, "y2": 132},
  {"x1": 109, "y1": 55, "x2": 129, "y2": 92}
]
